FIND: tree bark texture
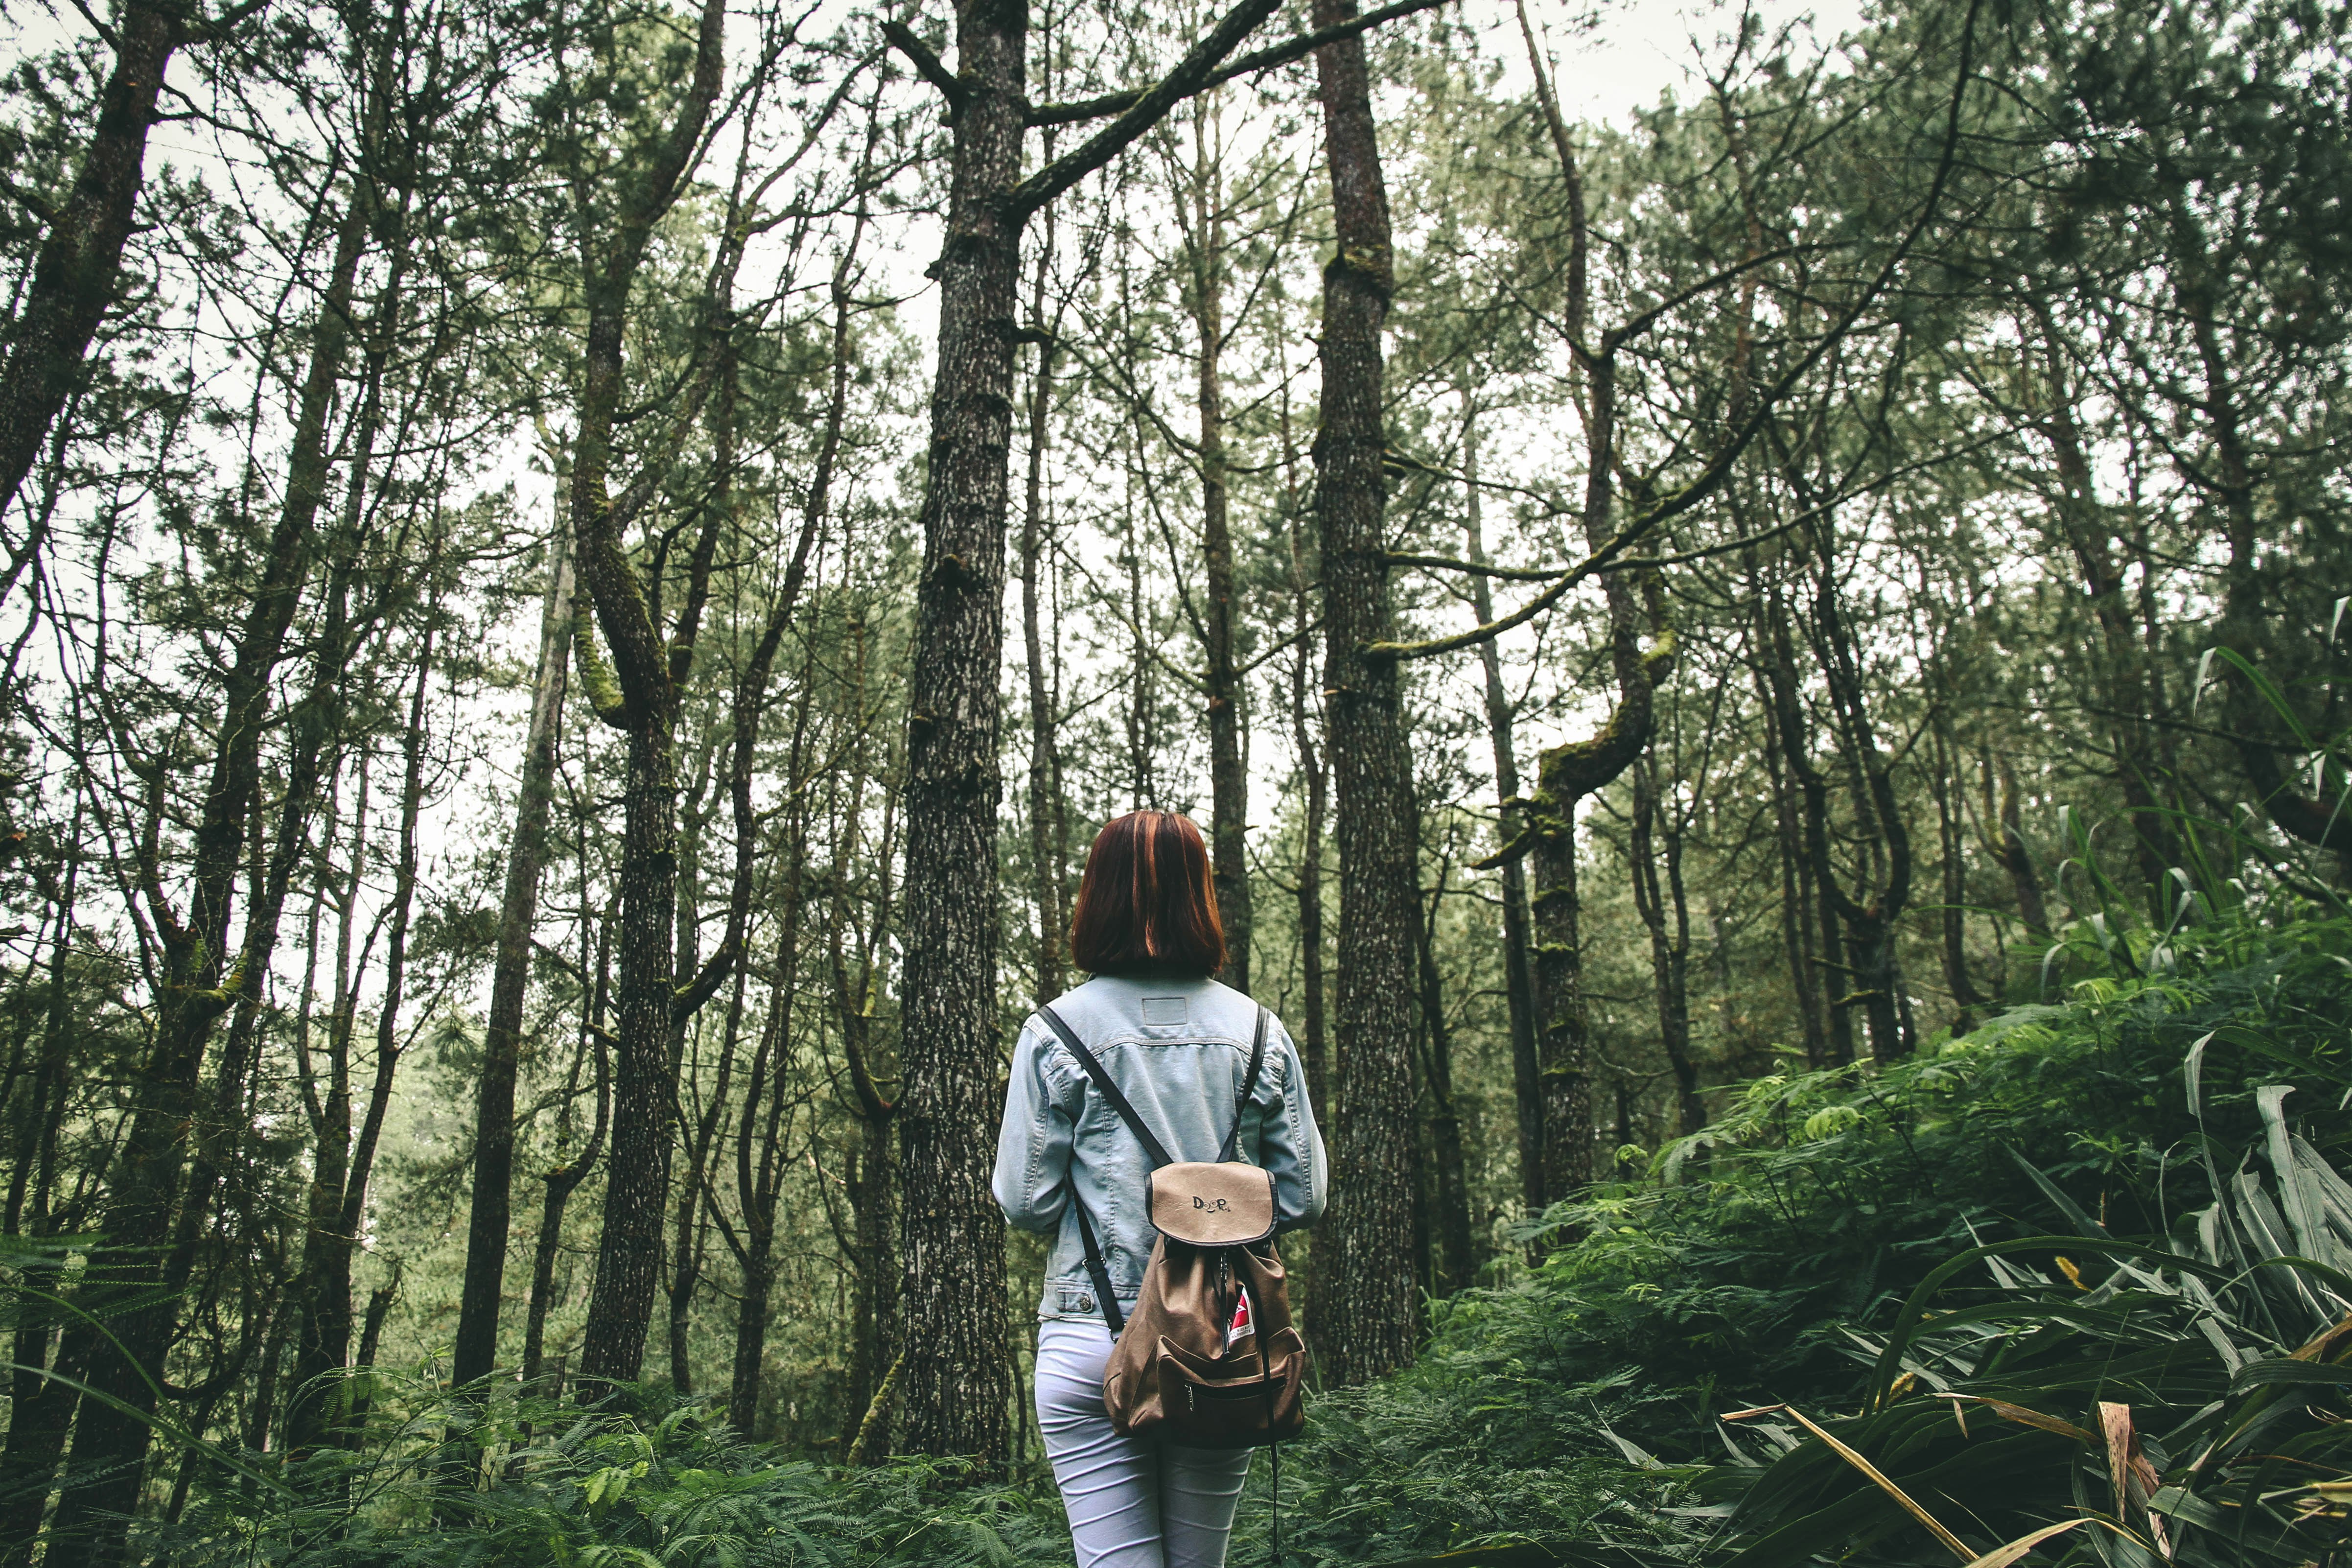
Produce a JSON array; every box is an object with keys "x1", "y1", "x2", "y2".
[
  {"x1": 1311, "y1": 0, "x2": 1420, "y2": 1388},
  {"x1": 895, "y1": 0, "x2": 1030, "y2": 1463}
]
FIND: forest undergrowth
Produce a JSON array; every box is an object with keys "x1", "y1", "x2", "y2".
[{"x1": 126, "y1": 833, "x2": 2352, "y2": 1568}]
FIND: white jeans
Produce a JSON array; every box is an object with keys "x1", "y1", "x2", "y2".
[{"x1": 1035, "y1": 1318, "x2": 1254, "y2": 1568}]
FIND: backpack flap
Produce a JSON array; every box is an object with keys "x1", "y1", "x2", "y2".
[{"x1": 1148, "y1": 1161, "x2": 1276, "y2": 1246}]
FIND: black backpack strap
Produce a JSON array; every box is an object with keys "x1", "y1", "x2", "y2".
[
  {"x1": 1037, "y1": 1003, "x2": 1174, "y2": 1168},
  {"x1": 1067, "y1": 1194, "x2": 1125, "y2": 1335},
  {"x1": 1037, "y1": 1003, "x2": 1172, "y2": 1337},
  {"x1": 1218, "y1": 1006, "x2": 1269, "y2": 1164}
]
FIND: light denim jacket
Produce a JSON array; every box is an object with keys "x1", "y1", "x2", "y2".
[{"x1": 992, "y1": 973, "x2": 1327, "y2": 1322}]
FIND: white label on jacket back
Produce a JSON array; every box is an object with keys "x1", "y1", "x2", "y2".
[{"x1": 1141, "y1": 996, "x2": 1188, "y2": 1026}]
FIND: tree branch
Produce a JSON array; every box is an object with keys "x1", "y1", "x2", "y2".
[
  {"x1": 1028, "y1": 0, "x2": 1451, "y2": 126},
  {"x1": 1006, "y1": 0, "x2": 1286, "y2": 221},
  {"x1": 881, "y1": 22, "x2": 964, "y2": 118}
]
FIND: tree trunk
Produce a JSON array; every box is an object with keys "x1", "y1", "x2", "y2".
[
  {"x1": 1188, "y1": 106, "x2": 1252, "y2": 993},
  {"x1": 1760, "y1": 555, "x2": 1908, "y2": 1063},
  {"x1": 832, "y1": 718, "x2": 900, "y2": 1457},
  {"x1": 1513, "y1": 50, "x2": 1674, "y2": 1207},
  {"x1": 1803, "y1": 555, "x2": 1913, "y2": 1060},
  {"x1": 0, "y1": 813, "x2": 81, "y2": 1557},
  {"x1": 1630, "y1": 755, "x2": 1703, "y2": 1137},
  {"x1": 1281, "y1": 386, "x2": 1329, "y2": 1123},
  {"x1": 1311, "y1": 0, "x2": 1420, "y2": 1388},
  {"x1": 726, "y1": 885, "x2": 801, "y2": 1441},
  {"x1": 1931, "y1": 726, "x2": 1984, "y2": 1029},
  {"x1": 1414, "y1": 884, "x2": 1475, "y2": 1292},
  {"x1": 1461, "y1": 396, "x2": 1545, "y2": 1216},
  {"x1": 1019, "y1": 224, "x2": 1068, "y2": 1005},
  {"x1": 523, "y1": 1022, "x2": 608, "y2": 1392},
  {"x1": 288, "y1": 622, "x2": 432, "y2": 1453},
  {"x1": 565, "y1": 0, "x2": 732, "y2": 1392},
  {"x1": 2022, "y1": 299, "x2": 2179, "y2": 902},
  {"x1": 1986, "y1": 753, "x2": 2050, "y2": 935},
  {"x1": 894, "y1": 0, "x2": 1034, "y2": 1463},
  {"x1": 889, "y1": 0, "x2": 1284, "y2": 1453},
  {"x1": 1755, "y1": 650, "x2": 1828, "y2": 1067},
  {"x1": 453, "y1": 526, "x2": 573, "y2": 1390},
  {"x1": 668, "y1": 954, "x2": 745, "y2": 1396}
]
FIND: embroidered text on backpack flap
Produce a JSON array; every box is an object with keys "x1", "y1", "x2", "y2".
[{"x1": 1148, "y1": 1162, "x2": 1276, "y2": 1246}]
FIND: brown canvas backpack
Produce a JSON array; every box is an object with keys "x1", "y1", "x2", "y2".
[{"x1": 1036, "y1": 1003, "x2": 1308, "y2": 1451}]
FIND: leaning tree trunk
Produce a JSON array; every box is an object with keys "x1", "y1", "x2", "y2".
[
  {"x1": 453, "y1": 527, "x2": 574, "y2": 1390},
  {"x1": 0, "y1": 0, "x2": 182, "y2": 606},
  {"x1": 1311, "y1": 0, "x2": 1421, "y2": 1388}
]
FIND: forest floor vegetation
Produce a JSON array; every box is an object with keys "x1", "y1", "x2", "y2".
[{"x1": 140, "y1": 880, "x2": 2352, "y2": 1567}]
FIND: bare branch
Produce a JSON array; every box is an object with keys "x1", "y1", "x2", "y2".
[
  {"x1": 1026, "y1": 0, "x2": 1453, "y2": 127},
  {"x1": 882, "y1": 22, "x2": 965, "y2": 117}
]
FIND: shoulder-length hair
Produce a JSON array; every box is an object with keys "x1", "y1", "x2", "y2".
[{"x1": 1068, "y1": 811, "x2": 1227, "y2": 979}]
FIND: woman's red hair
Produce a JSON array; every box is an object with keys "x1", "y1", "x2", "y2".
[{"x1": 1068, "y1": 811, "x2": 1227, "y2": 978}]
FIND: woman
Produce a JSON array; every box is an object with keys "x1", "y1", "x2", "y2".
[{"x1": 993, "y1": 811, "x2": 1327, "y2": 1568}]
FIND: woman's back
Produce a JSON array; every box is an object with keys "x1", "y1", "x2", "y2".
[{"x1": 993, "y1": 970, "x2": 1323, "y2": 1320}]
